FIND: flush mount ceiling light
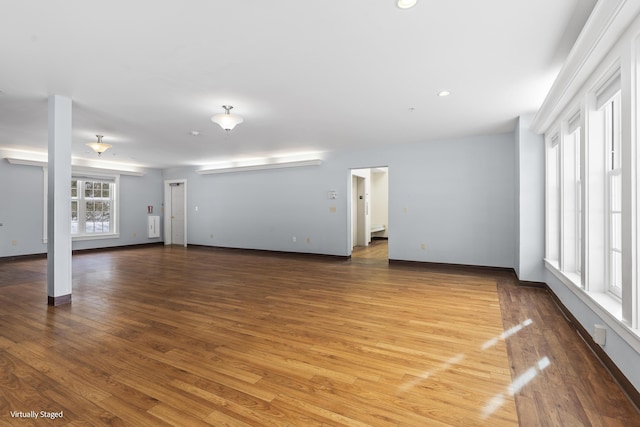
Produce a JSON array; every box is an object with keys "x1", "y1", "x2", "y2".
[
  {"x1": 86, "y1": 135, "x2": 112, "y2": 157},
  {"x1": 397, "y1": 0, "x2": 417, "y2": 9},
  {"x1": 211, "y1": 105, "x2": 243, "y2": 131},
  {"x1": 438, "y1": 90, "x2": 451, "y2": 97}
]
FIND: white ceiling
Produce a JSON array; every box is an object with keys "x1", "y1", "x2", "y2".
[{"x1": 0, "y1": 0, "x2": 596, "y2": 169}]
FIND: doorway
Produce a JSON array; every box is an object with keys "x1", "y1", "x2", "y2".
[
  {"x1": 350, "y1": 167, "x2": 388, "y2": 261},
  {"x1": 164, "y1": 179, "x2": 187, "y2": 246}
]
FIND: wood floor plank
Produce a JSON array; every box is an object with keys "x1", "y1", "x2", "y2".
[{"x1": 0, "y1": 243, "x2": 638, "y2": 425}]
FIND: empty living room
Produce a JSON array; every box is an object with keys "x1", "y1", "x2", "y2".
[{"x1": 1, "y1": 1, "x2": 640, "y2": 425}]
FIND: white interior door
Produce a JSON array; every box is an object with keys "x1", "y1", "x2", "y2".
[
  {"x1": 352, "y1": 176, "x2": 358, "y2": 248},
  {"x1": 170, "y1": 183, "x2": 185, "y2": 246}
]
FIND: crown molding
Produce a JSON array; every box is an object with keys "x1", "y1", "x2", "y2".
[{"x1": 531, "y1": 0, "x2": 640, "y2": 134}]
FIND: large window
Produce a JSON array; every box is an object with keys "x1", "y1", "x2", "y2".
[
  {"x1": 71, "y1": 178, "x2": 116, "y2": 236},
  {"x1": 546, "y1": 134, "x2": 560, "y2": 263},
  {"x1": 537, "y1": 6, "x2": 640, "y2": 386},
  {"x1": 35, "y1": 167, "x2": 123, "y2": 243},
  {"x1": 563, "y1": 114, "x2": 582, "y2": 280},
  {"x1": 544, "y1": 66, "x2": 635, "y2": 330},
  {"x1": 601, "y1": 92, "x2": 622, "y2": 297}
]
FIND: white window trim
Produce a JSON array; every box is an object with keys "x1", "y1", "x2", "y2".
[
  {"x1": 532, "y1": 0, "x2": 640, "y2": 380},
  {"x1": 545, "y1": 132, "x2": 560, "y2": 263},
  {"x1": 566, "y1": 112, "x2": 583, "y2": 280},
  {"x1": 602, "y1": 92, "x2": 622, "y2": 299},
  {"x1": 560, "y1": 120, "x2": 583, "y2": 279},
  {"x1": 71, "y1": 176, "x2": 120, "y2": 240}
]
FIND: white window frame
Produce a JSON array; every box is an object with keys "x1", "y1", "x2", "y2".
[
  {"x1": 545, "y1": 132, "x2": 560, "y2": 266},
  {"x1": 71, "y1": 176, "x2": 118, "y2": 238},
  {"x1": 535, "y1": 4, "x2": 640, "y2": 357},
  {"x1": 601, "y1": 92, "x2": 623, "y2": 298},
  {"x1": 562, "y1": 111, "x2": 583, "y2": 283},
  {"x1": 43, "y1": 170, "x2": 121, "y2": 242}
]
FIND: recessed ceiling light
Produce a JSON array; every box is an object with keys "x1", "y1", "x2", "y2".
[
  {"x1": 397, "y1": 0, "x2": 418, "y2": 9},
  {"x1": 438, "y1": 91, "x2": 451, "y2": 97},
  {"x1": 190, "y1": 131, "x2": 200, "y2": 136}
]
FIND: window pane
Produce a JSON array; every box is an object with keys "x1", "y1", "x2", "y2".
[
  {"x1": 611, "y1": 93, "x2": 621, "y2": 170},
  {"x1": 73, "y1": 179, "x2": 115, "y2": 235},
  {"x1": 611, "y1": 213, "x2": 621, "y2": 251},
  {"x1": 547, "y1": 142, "x2": 560, "y2": 261},
  {"x1": 611, "y1": 251, "x2": 622, "y2": 291},
  {"x1": 71, "y1": 200, "x2": 78, "y2": 234},
  {"x1": 71, "y1": 202, "x2": 78, "y2": 222},
  {"x1": 611, "y1": 173, "x2": 621, "y2": 211}
]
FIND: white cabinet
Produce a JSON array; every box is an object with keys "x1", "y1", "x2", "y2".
[{"x1": 148, "y1": 215, "x2": 160, "y2": 238}]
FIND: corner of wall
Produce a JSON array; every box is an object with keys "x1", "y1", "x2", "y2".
[{"x1": 515, "y1": 115, "x2": 545, "y2": 282}]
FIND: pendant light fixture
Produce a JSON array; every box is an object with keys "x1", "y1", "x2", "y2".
[
  {"x1": 211, "y1": 105, "x2": 243, "y2": 131},
  {"x1": 86, "y1": 135, "x2": 112, "y2": 157}
]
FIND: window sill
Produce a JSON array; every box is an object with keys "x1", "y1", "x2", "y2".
[
  {"x1": 43, "y1": 233, "x2": 120, "y2": 244},
  {"x1": 73, "y1": 233, "x2": 120, "y2": 242},
  {"x1": 544, "y1": 259, "x2": 640, "y2": 354}
]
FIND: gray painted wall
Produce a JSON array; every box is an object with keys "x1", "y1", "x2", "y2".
[
  {"x1": 3, "y1": 127, "x2": 639, "y2": 394},
  {"x1": 0, "y1": 161, "x2": 47, "y2": 256},
  {"x1": 0, "y1": 158, "x2": 164, "y2": 257},
  {"x1": 163, "y1": 132, "x2": 516, "y2": 268},
  {"x1": 515, "y1": 115, "x2": 545, "y2": 282}
]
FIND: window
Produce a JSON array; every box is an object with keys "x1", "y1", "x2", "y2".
[
  {"x1": 37, "y1": 167, "x2": 123, "y2": 243},
  {"x1": 561, "y1": 112, "x2": 582, "y2": 281},
  {"x1": 71, "y1": 178, "x2": 116, "y2": 236},
  {"x1": 546, "y1": 134, "x2": 560, "y2": 263},
  {"x1": 575, "y1": 128, "x2": 582, "y2": 276},
  {"x1": 601, "y1": 92, "x2": 622, "y2": 297},
  {"x1": 544, "y1": 70, "x2": 629, "y2": 318},
  {"x1": 538, "y1": 12, "x2": 640, "y2": 363}
]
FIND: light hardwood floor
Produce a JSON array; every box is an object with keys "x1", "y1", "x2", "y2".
[
  {"x1": 0, "y1": 245, "x2": 638, "y2": 426},
  {"x1": 351, "y1": 239, "x2": 388, "y2": 262}
]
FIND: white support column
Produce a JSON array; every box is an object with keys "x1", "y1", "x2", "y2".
[{"x1": 47, "y1": 95, "x2": 72, "y2": 306}]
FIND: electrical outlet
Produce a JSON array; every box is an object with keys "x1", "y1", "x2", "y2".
[
  {"x1": 133, "y1": 232, "x2": 137, "y2": 237},
  {"x1": 11, "y1": 240, "x2": 17, "y2": 246},
  {"x1": 421, "y1": 243, "x2": 426, "y2": 250},
  {"x1": 594, "y1": 324, "x2": 606, "y2": 346},
  {"x1": 292, "y1": 236, "x2": 297, "y2": 243},
  {"x1": 306, "y1": 237, "x2": 311, "y2": 244},
  {"x1": 210, "y1": 233, "x2": 214, "y2": 239}
]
